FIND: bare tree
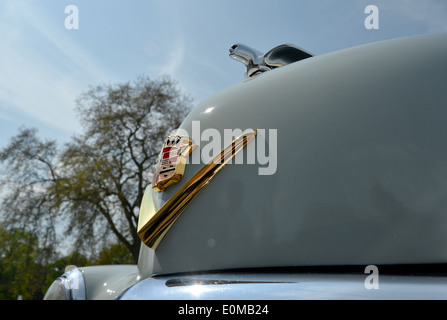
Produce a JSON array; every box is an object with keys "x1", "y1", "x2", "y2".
[{"x1": 0, "y1": 76, "x2": 191, "y2": 263}]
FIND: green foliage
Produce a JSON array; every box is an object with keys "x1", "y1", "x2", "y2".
[
  {"x1": 92, "y1": 243, "x2": 134, "y2": 265},
  {"x1": 0, "y1": 227, "x2": 53, "y2": 300},
  {"x1": 0, "y1": 226, "x2": 137, "y2": 299}
]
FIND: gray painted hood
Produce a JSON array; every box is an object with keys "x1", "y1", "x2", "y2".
[{"x1": 140, "y1": 33, "x2": 447, "y2": 276}]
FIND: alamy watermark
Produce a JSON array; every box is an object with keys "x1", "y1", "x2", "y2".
[
  {"x1": 364, "y1": 5, "x2": 379, "y2": 30},
  {"x1": 63, "y1": 5, "x2": 379, "y2": 31},
  {"x1": 364, "y1": 265, "x2": 379, "y2": 290},
  {"x1": 65, "y1": 5, "x2": 79, "y2": 30},
  {"x1": 169, "y1": 121, "x2": 277, "y2": 176}
]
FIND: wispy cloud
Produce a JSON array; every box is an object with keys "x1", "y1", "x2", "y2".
[
  {"x1": 0, "y1": 1, "x2": 116, "y2": 134},
  {"x1": 158, "y1": 36, "x2": 186, "y2": 78},
  {"x1": 383, "y1": 0, "x2": 447, "y2": 32}
]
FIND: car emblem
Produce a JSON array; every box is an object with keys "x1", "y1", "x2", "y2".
[
  {"x1": 152, "y1": 135, "x2": 196, "y2": 192},
  {"x1": 139, "y1": 129, "x2": 257, "y2": 249}
]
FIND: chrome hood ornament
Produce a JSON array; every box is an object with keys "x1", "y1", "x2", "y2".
[{"x1": 229, "y1": 43, "x2": 313, "y2": 78}]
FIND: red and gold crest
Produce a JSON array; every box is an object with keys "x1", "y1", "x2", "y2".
[{"x1": 152, "y1": 135, "x2": 196, "y2": 192}]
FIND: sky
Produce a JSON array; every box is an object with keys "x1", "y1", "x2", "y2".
[{"x1": 1, "y1": 0, "x2": 447, "y2": 149}]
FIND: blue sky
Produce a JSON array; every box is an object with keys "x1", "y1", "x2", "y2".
[{"x1": 1, "y1": 0, "x2": 447, "y2": 148}]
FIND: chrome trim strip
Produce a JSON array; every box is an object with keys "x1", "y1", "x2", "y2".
[
  {"x1": 165, "y1": 278, "x2": 295, "y2": 287},
  {"x1": 118, "y1": 272, "x2": 447, "y2": 300}
]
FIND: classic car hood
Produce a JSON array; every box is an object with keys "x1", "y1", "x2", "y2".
[{"x1": 138, "y1": 33, "x2": 447, "y2": 276}]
